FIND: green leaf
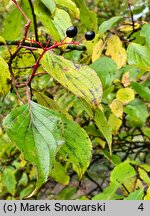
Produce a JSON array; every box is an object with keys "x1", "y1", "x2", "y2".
[
  {"x1": 99, "y1": 16, "x2": 122, "y2": 35},
  {"x1": 124, "y1": 99, "x2": 148, "y2": 128},
  {"x1": 41, "y1": 51, "x2": 102, "y2": 108},
  {"x1": 127, "y1": 43, "x2": 150, "y2": 70},
  {"x1": 18, "y1": 173, "x2": 28, "y2": 187},
  {"x1": 131, "y1": 81, "x2": 150, "y2": 102},
  {"x1": 124, "y1": 188, "x2": 144, "y2": 200},
  {"x1": 52, "y1": 8, "x2": 72, "y2": 40},
  {"x1": 73, "y1": 0, "x2": 97, "y2": 31},
  {"x1": 142, "y1": 127, "x2": 150, "y2": 139},
  {"x1": 138, "y1": 168, "x2": 150, "y2": 186},
  {"x1": 41, "y1": 0, "x2": 56, "y2": 14},
  {"x1": 140, "y1": 24, "x2": 150, "y2": 45},
  {"x1": 2, "y1": 167, "x2": 17, "y2": 196},
  {"x1": 92, "y1": 183, "x2": 122, "y2": 200},
  {"x1": 90, "y1": 56, "x2": 117, "y2": 89},
  {"x1": 94, "y1": 108, "x2": 112, "y2": 154},
  {"x1": 102, "y1": 150, "x2": 121, "y2": 165},
  {"x1": 0, "y1": 56, "x2": 11, "y2": 96},
  {"x1": 110, "y1": 161, "x2": 136, "y2": 186},
  {"x1": 58, "y1": 114, "x2": 92, "y2": 178},
  {"x1": 57, "y1": 186, "x2": 77, "y2": 200},
  {"x1": 19, "y1": 184, "x2": 35, "y2": 199},
  {"x1": 2, "y1": 4, "x2": 23, "y2": 40},
  {"x1": 3, "y1": 101, "x2": 64, "y2": 191},
  {"x1": 52, "y1": 161, "x2": 70, "y2": 185},
  {"x1": 34, "y1": 0, "x2": 60, "y2": 40}
]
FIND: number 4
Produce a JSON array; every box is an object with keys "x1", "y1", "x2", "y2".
[{"x1": 138, "y1": 203, "x2": 144, "y2": 211}]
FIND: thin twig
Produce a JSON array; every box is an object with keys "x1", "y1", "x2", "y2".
[
  {"x1": 127, "y1": 0, "x2": 135, "y2": 31},
  {"x1": 28, "y1": 0, "x2": 38, "y2": 41}
]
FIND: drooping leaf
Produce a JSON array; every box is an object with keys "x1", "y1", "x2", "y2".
[
  {"x1": 131, "y1": 81, "x2": 150, "y2": 102},
  {"x1": 99, "y1": 16, "x2": 122, "y2": 35},
  {"x1": 41, "y1": 51, "x2": 102, "y2": 108},
  {"x1": 2, "y1": 167, "x2": 17, "y2": 196},
  {"x1": 94, "y1": 108, "x2": 112, "y2": 154},
  {"x1": 58, "y1": 114, "x2": 92, "y2": 178},
  {"x1": 127, "y1": 43, "x2": 150, "y2": 70},
  {"x1": 3, "y1": 101, "x2": 64, "y2": 190},
  {"x1": 40, "y1": 0, "x2": 56, "y2": 14},
  {"x1": 90, "y1": 56, "x2": 117, "y2": 89},
  {"x1": 0, "y1": 56, "x2": 11, "y2": 96},
  {"x1": 140, "y1": 24, "x2": 150, "y2": 45},
  {"x1": 106, "y1": 35, "x2": 127, "y2": 68},
  {"x1": 73, "y1": 0, "x2": 97, "y2": 31},
  {"x1": 33, "y1": 95, "x2": 92, "y2": 178},
  {"x1": 124, "y1": 188, "x2": 144, "y2": 200},
  {"x1": 124, "y1": 99, "x2": 148, "y2": 128},
  {"x1": 116, "y1": 87, "x2": 135, "y2": 105},
  {"x1": 34, "y1": 0, "x2": 60, "y2": 40}
]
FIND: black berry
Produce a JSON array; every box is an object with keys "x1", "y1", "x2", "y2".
[
  {"x1": 85, "y1": 31, "x2": 95, "y2": 40},
  {"x1": 66, "y1": 26, "x2": 78, "y2": 38}
]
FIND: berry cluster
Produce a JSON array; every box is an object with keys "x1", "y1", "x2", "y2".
[{"x1": 66, "y1": 26, "x2": 95, "y2": 41}]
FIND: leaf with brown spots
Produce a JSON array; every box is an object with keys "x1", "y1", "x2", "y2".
[{"x1": 41, "y1": 51, "x2": 103, "y2": 108}]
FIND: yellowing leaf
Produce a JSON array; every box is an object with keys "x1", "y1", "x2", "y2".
[
  {"x1": 121, "y1": 71, "x2": 130, "y2": 87},
  {"x1": 118, "y1": 22, "x2": 141, "y2": 33},
  {"x1": 84, "y1": 34, "x2": 100, "y2": 56},
  {"x1": 55, "y1": 0, "x2": 79, "y2": 18},
  {"x1": 53, "y1": 8, "x2": 72, "y2": 40},
  {"x1": 0, "y1": 35, "x2": 6, "y2": 44},
  {"x1": 116, "y1": 88, "x2": 135, "y2": 105},
  {"x1": 92, "y1": 39, "x2": 103, "y2": 62},
  {"x1": 144, "y1": 187, "x2": 150, "y2": 200},
  {"x1": 106, "y1": 35, "x2": 127, "y2": 68},
  {"x1": 0, "y1": 56, "x2": 11, "y2": 96},
  {"x1": 108, "y1": 114, "x2": 122, "y2": 135},
  {"x1": 41, "y1": 51, "x2": 102, "y2": 108},
  {"x1": 109, "y1": 99, "x2": 123, "y2": 118},
  {"x1": 127, "y1": 43, "x2": 150, "y2": 70}
]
